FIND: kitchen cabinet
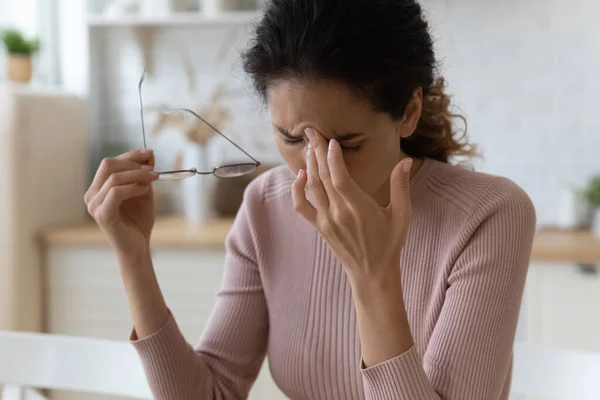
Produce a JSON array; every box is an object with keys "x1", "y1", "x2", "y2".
[
  {"x1": 524, "y1": 262, "x2": 600, "y2": 352},
  {"x1": 0, "y1": 84, "x2": 88, "y2": 333},
  {"x1": 522, "y1": 228, "x2": 600, "y2": 353},
  {"x1": 42, "y1": 217, "x2": 286, "y2": 400}
]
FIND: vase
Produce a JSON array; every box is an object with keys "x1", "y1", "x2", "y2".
[
  {"x1": 8, "y1": 55, "x2": 33, "y2": 83},
  {"x1": 592, "y1": 209, "x2": 600, "y2": 238},
  {"x1": 580, "y1": 202, "x2": 595, "y2": 229},
  {"x1": 180, "y1": 143, "x2": 216, "y2": 224},
  {"x1": 557, "y1": 188, "x2": 594, "y2": 229}
]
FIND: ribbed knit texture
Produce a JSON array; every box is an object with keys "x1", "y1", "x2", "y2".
[{"x1": 131, "y1": 158, "x2": 536, "y2": 400}]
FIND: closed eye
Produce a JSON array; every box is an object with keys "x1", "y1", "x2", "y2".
[
  {"x1": 282, "y1": 137, "x2": 305, "y2": 146},
  {"x1": 275, "y1": 125, "x2": 364, "y2": 152},
  {"x1": 281, "y1": 137, "x2": 362, "y2": 152}
]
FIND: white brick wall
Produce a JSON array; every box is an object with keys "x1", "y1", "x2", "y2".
[
  {"x1": 90, "y1": 0, "x2": 600, "y2": 224},
  {"x1": 425, "y1": 0, "x2": 600, "y2": 226}
]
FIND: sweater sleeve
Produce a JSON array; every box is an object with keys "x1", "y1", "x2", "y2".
[
  {"x1": 361, "y1": 177, "x2": 537, "y2": 400},
  {"x1": 130, "y1": 178, "x2": 269, "y2": 400}
]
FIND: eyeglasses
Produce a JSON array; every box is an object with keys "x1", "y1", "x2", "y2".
[{"x1": 138, "y1": 70, "x2": 261, "y2": 181}]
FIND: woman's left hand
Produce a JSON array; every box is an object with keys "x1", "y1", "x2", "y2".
[{"x1": 292, "y1": 127, "x2": 413, "y2": 283}]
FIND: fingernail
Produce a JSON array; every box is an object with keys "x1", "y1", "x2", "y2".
[
  {"x1": 305, "y1": 128, "x2": 315, "y2": 139},
  {"x1": 141, "y1": 149, "x2": 153, "y2": 154},
  {"x1": 149, "y1": 171, "x2": 159, "y2": 177},
  {"x1": 328, "y1": 139, "x2": 337, "y2": 153},
  {"x1": 403, "y1": 158, "x2": 413, "y2": 173},
  {"x1": 297, "y1": 169, "x2": 304, "y2": 179},
  {"x1": 141, "y1": 164, "x2": 154, "y2": 170}
]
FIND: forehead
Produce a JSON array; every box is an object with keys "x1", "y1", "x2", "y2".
[{"x1": 266, "y1": 79, "x2": 384, "y2": 134}]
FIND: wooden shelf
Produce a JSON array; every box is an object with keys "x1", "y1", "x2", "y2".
[{"x1": 87, "y1": 11, "x2": 261, "y2": 27}]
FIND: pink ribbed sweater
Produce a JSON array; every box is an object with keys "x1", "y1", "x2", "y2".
[{"x1": 132, "y1": 158, "x2": 536, "y2": 400}]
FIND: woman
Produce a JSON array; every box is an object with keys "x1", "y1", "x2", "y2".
[{"x1": 84, "y1": 0, "x2": 536, "y2": 398}]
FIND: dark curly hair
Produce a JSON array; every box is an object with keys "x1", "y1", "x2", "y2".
[{"x1": 241, "y1": 0, "x2": 477, "y2": 163}]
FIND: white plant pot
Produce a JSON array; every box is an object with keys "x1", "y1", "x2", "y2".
[
  {"x1": 181, "y1": 143, "x2": 215, "y2": 224},
  {"x1": 581, "y1": 203, "x2": 595, "y2": 229},
  {"x1": 592, "y1": 209, "x2": 600, "y2": 238},
  {"x1": 557, "y1": 188, "x2": 594, "y2": 229}
]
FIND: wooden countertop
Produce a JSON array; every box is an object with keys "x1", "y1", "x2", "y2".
[
  {"x1": 41, "y1": 217, "x2": 600, "y2": 262},
  {"x1": 530, "y1": 228, "x2": 600, "y2": 263},
  {"x1": 40, "y1": 216, "x2": 234, "y2": 249}
]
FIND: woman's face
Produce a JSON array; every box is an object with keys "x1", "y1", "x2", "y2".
[{"x1": 267, "y1": 79, "x2": 421, "y2": 204}]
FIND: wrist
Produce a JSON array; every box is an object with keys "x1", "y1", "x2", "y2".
[
  {"x1": 349, "y1": 267, "x2": 414, "y2": 367},
  {"x1": 116, "y1": 245, "x2": 153, "y2": 276},
  {"x1": 348, "y1": 267, "x2": 403, "y2": 303},
  {"x1": 349, "y1": 268, "x2": 410, "y2": 329},
  {"x1": 114, "y1": 236, "x2": 151, "y2": 261}
]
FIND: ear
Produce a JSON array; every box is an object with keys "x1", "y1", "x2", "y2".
[{"x1": 397, "y1": 87, "x2": 423, "y2": 138}]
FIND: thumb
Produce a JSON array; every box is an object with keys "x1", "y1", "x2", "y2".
[{"x1": 390, "y1": 157, "x2": 413, "y2": 210}]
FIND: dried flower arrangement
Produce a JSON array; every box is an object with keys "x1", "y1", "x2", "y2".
[{"x1": 149, "y1": 83, "x2": 231, "y2": 146}]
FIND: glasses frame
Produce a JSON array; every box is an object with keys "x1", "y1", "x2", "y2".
[{"x1": 137, "y1": 70, "x2": 261, "y2": 180}]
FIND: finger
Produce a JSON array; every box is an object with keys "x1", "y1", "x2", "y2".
[
  {"x1": 306, "y1": 142, "x2": 329, "y2": 209},
  {"x1": 93, "y1": 184, "x2": 150, "y2": 226},
  {"x1": 85, "y1": 150, "x2": 154, "y2": 204},
  {"x1": 327, "y1": 138, "x2": 363, "y2": 200},
  {"x1": 305, "y1": 128, "x2": 337, "y2": 198},
  {"x1": 389, "y1": 157, "x2": 413, "y2": 212},
  {"x1": 96, "y1": 168, "x2": 159, "y2": 205},
  {"x1": 88, "y1": 169, "x2": 158, "y2": 214},
  {"x1": 292, "y1": 169, "x2": 317, "y2": 223},
  {"x1": 117, "y1": 148, "x2": 155, "y2": 168}
]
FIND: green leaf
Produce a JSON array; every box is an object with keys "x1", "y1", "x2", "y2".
[
  {"x1": 1, "y1": 29, "x2": 41, "y2": 55},
  {"x1": 584, "y1": 175, "x2": 600, "y2": 207}
]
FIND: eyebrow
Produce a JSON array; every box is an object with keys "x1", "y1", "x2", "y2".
[{"x1": 274, "y1": 126, "x2": 364, "y2": 141}]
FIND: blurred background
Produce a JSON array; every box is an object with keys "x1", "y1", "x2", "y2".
[{"x1": 0, "y1": 0, "x2": 599, "y2": 399}]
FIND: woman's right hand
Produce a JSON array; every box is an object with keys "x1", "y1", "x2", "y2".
[{"x1": 84, "y1": 149, "x2": 160, "y2": 262}]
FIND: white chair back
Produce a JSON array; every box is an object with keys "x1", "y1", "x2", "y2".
[
  {"x1": 0, "y1": 330, "x2": 152, "y2": 399},
  {"x1": 6, "y1": 332, "x2": 600, "y2": 400},
  {"x1": 512, "y1": 341, "x2": 600, "y2": 400}
]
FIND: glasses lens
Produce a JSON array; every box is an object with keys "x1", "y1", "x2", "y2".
[
  {"x1": 214, "y1": 163, "x2": 257, "y2": 178},
  {"x1": 158, "y1": 169, "x2": 197, "y2": 181}
]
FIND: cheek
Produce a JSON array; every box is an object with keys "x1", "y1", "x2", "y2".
[
  {"x1": 345, "y1": 156, "x2": 383, "y2": 194},
  {"x1": 346, "y1": 139, "x2": 400, "y2": 194},
  {"x1": 274, "y1": 139, "x2": 307, "y2": 175}
]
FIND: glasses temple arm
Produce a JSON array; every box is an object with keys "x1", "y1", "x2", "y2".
[
  {"x1": 138, "y1": 71, "x2": 148, "y2": 149},
  {"x1": 163, "y1": 107, "x2": 260, "y2": 165}
]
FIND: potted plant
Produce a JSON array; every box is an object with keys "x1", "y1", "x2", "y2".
[
  {"x1": 0, "y1": 29, "x2": 40, "y2": 83},
  {"x1": 584, "y1": 175, "x2": 600, "y2": 237}
]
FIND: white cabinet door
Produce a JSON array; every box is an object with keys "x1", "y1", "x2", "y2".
[
  {"x1": 151, "y1": 249, "x2": 226, "y2": 342},
  {"x1": 46, "y1": 246, "x2": 131, "y2": 340},
  {"x1": 523, "y1": 262, "x2": 600, "y2": 352},
  {"x1": 45, "y1": 245, "x2": 286, "y2": 400}
]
